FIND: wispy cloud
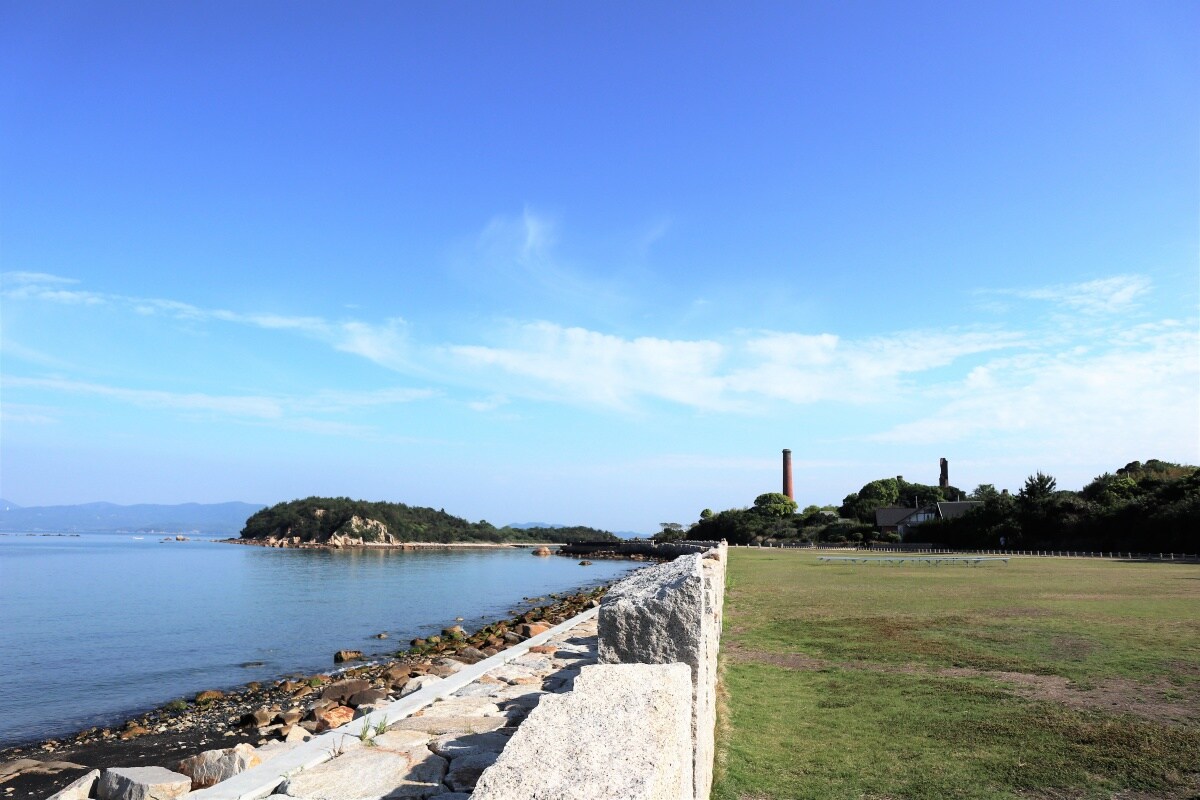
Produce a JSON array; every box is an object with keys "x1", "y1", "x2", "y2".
[
  {"x1": 2, "y1": 376, "x2": 435, "y2": 435},
  {"x1": 3, "y1": 272, "x2": 412, "y2": 372},
  {"x1": 450, "y1": 322, "x2": 733, "y2": 412},
  {"x1": 870, "y1": 325, "x2": 1199, "y2": 459},
  {"x1": 4, "y1": 376, "x2": 286, "y2": 418},
  {"x1": 5, "y1": 271, "x2": 1193, "y2": 454},
  {"x1": 991, "y1": 275, "x2": 1152, "y2": 315}
]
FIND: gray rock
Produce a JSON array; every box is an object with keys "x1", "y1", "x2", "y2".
[
  {"x1": 428, "y1": 730, "x2": 512, "y2": 759},
  {"x1": 348, "y1": 687, "x2": 389, "y2": 708},
  {"x1": 46, "y1": 769, "x2": 100, "y2": 800},
  {"x1": 397, "y1": 674, "x2": 442, "y2": 697},
  {"x1": 445, "y1": 751, "x2": 499, "y2": 792},
  {"x1": 280, "y1": 744, "x2": 446, "y2": 800},
  {"x1": 471, "y1": 663, "x2": 693, "y2": 800},
  {"x1": 321, "y1": 678, "x2": 371, "y2": 704},
  {"x1": 389, "y1": 715, "x2": 510, "y2": 736},
  {"x1": 98, "y1": 766, "x2": 192, "y2": 800},
  {"x1": 452, "y1": 646, "x2": 488, "y2": 663},
  {"x1": 415, "y1": 697, "x2": 501, "y2": 718},
  {"x1": 176, "y1": 743, "x2": 261, "y2": 789}
]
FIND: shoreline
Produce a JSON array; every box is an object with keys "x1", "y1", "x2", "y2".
[
  {"x1": 0, "y1": 582, "x2": 626, "y2": 798},
  {"x1": 221, "y1": 538, "x2": 565, "y2": 550}
]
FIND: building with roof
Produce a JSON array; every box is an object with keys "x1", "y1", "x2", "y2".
[{"x1": 875, "y1": 500, "x2": 982, "y2": 537}]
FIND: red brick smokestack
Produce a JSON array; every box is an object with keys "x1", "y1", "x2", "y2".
[
  {"x1": 783, "y1": 449, "x2": 794, "y2": 501},
  {"x1": 939, "y1": 457, "x2": 949, "y2": 489}
]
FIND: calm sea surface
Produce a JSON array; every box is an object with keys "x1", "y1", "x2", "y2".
[{"x1": 0, "y1": 532, "x2": 642, "y2": 747}]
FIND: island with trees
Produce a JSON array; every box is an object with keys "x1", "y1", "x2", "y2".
[{"x1": 238, "y1": 496, "x2": 619, "y2": 547}]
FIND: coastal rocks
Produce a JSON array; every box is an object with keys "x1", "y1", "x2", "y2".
[
  {"x1": 238, "y1": 708, "x2": 273, "y2": 728},
  {"x1": 514, "y1": 622, "x2": 550, "y2": 638},
  {"x1": 118, "y1": 724, "x2": 150, "y2": 740},
  {"x1": 321, "y1": 678, "x2": 370, "y2": 703},
  {"x1": 280, "y1": 744, "x2": 446, "y2": 800},
  {"x1": 399, "y1": 675, "x2": 442, "y2": 697},
  {"x1": 347, "y1": 687, "x2": 389, "y2": 708},
  {"x1": 194, "y1": 690, "x2": 223, "y2": 704},
  {"x1": 45, "y1": 769, "x2": 100, "y2": 800},
  {"x1": 579, "y1": 560, "x2": 593, "y2": 566},
  {"x1": 333, "y1": 649, "x2": 363, "y2": 663},
  {"x1": 313, "y1": 705, "x2": 355, "y2": 732},
  {"x1": 531, "y1": 547, "x2": 552, "y2": 556},
  {"x1": 452, "y1": 646, "x2": 488, "y2": 663},
  {"x1": 98, "y1": 766, "x2": 191, "y2": 800},
  {"x1": 176, "y1": 743, "x2": 261, "y2": 789}
]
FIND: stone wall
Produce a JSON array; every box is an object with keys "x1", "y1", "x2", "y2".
[{"x1": 474, "y1": 543, "x2": 727, "y2": 800}]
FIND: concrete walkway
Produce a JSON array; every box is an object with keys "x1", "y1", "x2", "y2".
[{"x1": 189, "y1": 610, "x2": 601, "y2": 800}]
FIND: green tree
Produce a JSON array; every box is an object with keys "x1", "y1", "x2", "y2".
[
  {"x1": 753, "y1": 493, "x2": 798, "y2": 517},
  {"x1": 970, "y1": 483, "x2": 1000, "y2": 502},
  {"x1": 654, "y1": 522, "x2": 687, "y2": 542}
]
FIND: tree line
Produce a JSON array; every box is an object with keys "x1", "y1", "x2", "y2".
[
  {"x1": 241, "y1": 497, "x2": 619, "y2": 545},
  {"x1": 657, "y1": 459, "x2": 1198, "y2": 551}
]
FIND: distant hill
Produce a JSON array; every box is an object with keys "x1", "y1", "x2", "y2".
[
  {"x1": 243, "y1": 497, "x2": 620, "y2": 545},
  {"x1": 0, "y1": 501, "x2": 266, "y2": 534},
  {"x1": 0, "y1": 499, "x2": 20, "y2": 511},
  {"x1": 510, "y1": 522, "x2": 646, "y2": 539}
]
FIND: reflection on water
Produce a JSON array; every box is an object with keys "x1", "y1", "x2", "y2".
[{"x1": 0, "y1": 533, "x2": 641, "y2": 747}]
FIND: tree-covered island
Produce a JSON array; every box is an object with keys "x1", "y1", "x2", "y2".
[{"x1": 240, "y1": 496, "x2": 619, "y2": 546}]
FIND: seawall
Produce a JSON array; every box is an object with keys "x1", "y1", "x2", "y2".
[{"x1": 475, "y1": 540, "x2": 727, "y2": 799}]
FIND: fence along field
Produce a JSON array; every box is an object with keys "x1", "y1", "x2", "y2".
[{"x1": 714, "y1": 548, "x2": 1200, "y2": 800}]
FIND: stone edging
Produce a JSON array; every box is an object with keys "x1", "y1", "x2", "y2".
[{"x1": 187, "y1": 606, "x2": 600, "y2": 800}]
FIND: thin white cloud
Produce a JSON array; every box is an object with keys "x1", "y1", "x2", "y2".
[
  {"x1": 4, "y1": 376, "x2": 285, "y2": 419},
  {"x1": 871, "y1": 325, "x2": 1199, "y2": 460},
  {"x1": 450, "y1": 322, "x2": 732, "y2": 411},
  {"x1": 2, "y1": 273, "x2": 412, "y2": 372},
  {"x1": 2, "y1": 377, "x2": 434, "y2": 430},
  {"x1": 1000, "y1": 275, "x2": 1152, "y2": 315},
  {"x1": 2, "y1": 272, "x2": 80, "y2": 286}
]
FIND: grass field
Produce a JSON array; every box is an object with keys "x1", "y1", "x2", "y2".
[{"x1": 712, "y1": 550, "x2": 1200, "y2": 800}]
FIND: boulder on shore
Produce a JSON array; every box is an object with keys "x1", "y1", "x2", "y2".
[
  {"x1": 176, "y1": 743, "x2": 261, "y2": 790},
  {"x1": 98, "y1": 766, "x2": 191, "y2": 800}
]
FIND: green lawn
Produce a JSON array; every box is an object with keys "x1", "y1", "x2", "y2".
[{"x1": 713, "y1": 550, "x2": 1200, "y2": 800}]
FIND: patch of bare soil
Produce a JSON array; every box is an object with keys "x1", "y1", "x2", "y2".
[{"x1": 727, "y1": 648, "x2": 1200, "y2": 725}]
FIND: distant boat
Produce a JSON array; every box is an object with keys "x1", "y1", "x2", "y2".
[{"x1": 131, "y1": 536, "x2": 144, "y2": 540}]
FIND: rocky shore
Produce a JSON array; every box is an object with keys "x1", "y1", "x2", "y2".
[{"x1": 0, "y1": 588, "x2": 608, "y2": 799}]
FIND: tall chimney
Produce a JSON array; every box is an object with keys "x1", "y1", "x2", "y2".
[
  {"x1": 782, "y1": 449, "x2": 794, "y2": 501},
  {"x1": 939, "y1": 457, "x2": 949, "y2": 489}
]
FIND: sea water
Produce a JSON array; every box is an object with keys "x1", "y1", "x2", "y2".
[{"x1": 0, "y1": 532, "x2": 641, "y2": 747}]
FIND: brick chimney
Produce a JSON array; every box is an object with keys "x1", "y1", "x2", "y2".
[
  {"x1": 782, "y1": 449, "x2": 794, "y2": 501},
  {"x1": 939, "y1": 457, "x2": 949, "y2": 489}
]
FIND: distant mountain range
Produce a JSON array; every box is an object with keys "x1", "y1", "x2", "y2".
[{"x1": 0, "y1": 501, "x2": 266, "y2": 534}]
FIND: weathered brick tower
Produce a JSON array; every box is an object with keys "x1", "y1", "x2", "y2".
[{"x1": 783, "y1": 449, "x2": 794, "y2": 500}]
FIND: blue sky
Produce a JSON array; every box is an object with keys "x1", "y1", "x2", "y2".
[{"x1": 2, "y1": 1, "x2": 1197, "y2": 531}]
